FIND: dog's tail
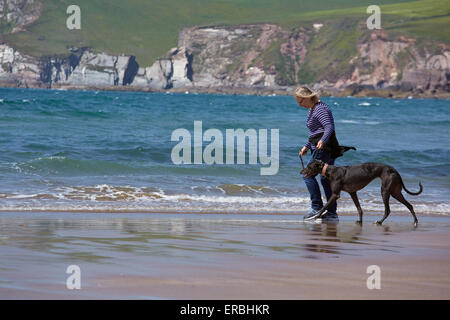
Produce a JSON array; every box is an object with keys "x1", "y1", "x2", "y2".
[
  {"x1": 336, "y1": 146, "x2": 356, "y2": 158},
  {"x1": 341, "y1": 146, "x2": 356, "y2": 153},
  {"x1": 401, "y1": 177, "x2": 423, "y2": 196}
]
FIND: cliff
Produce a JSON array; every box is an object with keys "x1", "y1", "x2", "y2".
[
  {"x1": 0, "y1": 20, "x2": 448, "y2": 97},
  {"x1": 174, "y1": 24, "x2": 449, "y2": 96},
  {"x1": 0, "y1": 43, "x2": 41, "y2": 87},
  {"x1": 0, "y1": 0, "x2": 42, "y2": 33}
]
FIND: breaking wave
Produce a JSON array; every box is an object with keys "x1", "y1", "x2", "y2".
[{"x1": 0, "y1": 183, "x2": 448, "y2": 215}]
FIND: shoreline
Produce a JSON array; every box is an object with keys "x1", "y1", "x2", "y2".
[
  {"x1": 1, "y1": 83, "x2": 449, "y2": 99},
  {"x1": 0, "y1": 209, "x2": 447, "y2": 219}
]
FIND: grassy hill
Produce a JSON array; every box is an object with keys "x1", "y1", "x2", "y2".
[{"x1": 2, "y1": 0, "x2": 449, "y2": 66}]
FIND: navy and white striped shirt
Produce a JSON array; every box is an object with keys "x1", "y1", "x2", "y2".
[{"x1": 304, "y1": 101, "x2": 335, "y2": 150}]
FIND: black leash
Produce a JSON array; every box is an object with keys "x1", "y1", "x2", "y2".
[
  {"x1": 299, "y1": 148, "x2": 320, "y2": 170},
  {"x1": 299, "y1": 153, "x2": 305, "y2": 170},
  {"x1": 312, "y1": 149, "x2": 319, "y2": 160}
]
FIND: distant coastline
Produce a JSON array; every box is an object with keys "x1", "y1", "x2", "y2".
[
  {"x1": 1, "y1": 2, "x2": 448, "y2": 100},
  {"x1": 2, "y1": 83, "x2": 449, "y2": 99}
]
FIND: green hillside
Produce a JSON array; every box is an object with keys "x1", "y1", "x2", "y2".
[{"x1": 2, "y1": 0, "x2": 449, "y2": 66}]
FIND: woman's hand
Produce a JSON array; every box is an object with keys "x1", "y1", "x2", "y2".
[
  {"x1": 299, "y1": 146, "x2": 308, "y2": 157},
  {"x1": 317, "y1": 140, "x2": 324, "y2": 150}
]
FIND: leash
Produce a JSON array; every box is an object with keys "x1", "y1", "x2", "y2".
[
  {"x1": 311, "y1": 148, "x2": 320, "y2": 160},
  {"x1": 299, "y1": 153, "x2": 305, "y2": 170},
  {"x1": 299, "y1": 148, "x2": 321, "y2": 170}
]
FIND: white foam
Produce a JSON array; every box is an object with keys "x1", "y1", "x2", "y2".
[
  {"x1": 1, "y1": 184, "x2": 448, "y2": 215},
  {"x1": 0, "y1": 192, "x2": 448, "y2": 215},
  {"x1": 339, "y1": 120, "x2": 380, "y2": 125}
]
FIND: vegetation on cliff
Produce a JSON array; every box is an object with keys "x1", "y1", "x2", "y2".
[
  {"x1": 1, "y1": 0, "x2": 448, "y2": 67},
  {"x1": 0, "y1": 0, "x2": 448, "y2": 94}
]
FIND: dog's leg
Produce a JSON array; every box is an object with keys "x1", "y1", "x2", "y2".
[
  {"x1": 391, "y1": 191, "x2": 418, "y2": 227},
  {"x1": 315, "y1": 194, "x2": 340, "y2": 218},
  {"x1": 349, "y1": 192, "x2": 363, "y2": 225},
  {"x1": 376, "y1": 188, "x2": 391, "y2": 225}
]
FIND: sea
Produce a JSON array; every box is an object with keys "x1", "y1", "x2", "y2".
[{"x1": 0, "y1": 88, "x2": 448, "y2": 216}]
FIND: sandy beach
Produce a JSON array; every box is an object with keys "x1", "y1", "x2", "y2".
[{"x1": 1, "y1": 211, "x2": 449, "y2": 299}]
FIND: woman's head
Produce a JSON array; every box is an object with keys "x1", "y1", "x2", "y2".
[{"x1": 294, "y1": 86, "x2": 319, "y2": 108}]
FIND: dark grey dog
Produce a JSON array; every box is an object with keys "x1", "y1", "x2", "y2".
[{"x1": 301, "y1": 160, "x2": 423, "y2": 226}]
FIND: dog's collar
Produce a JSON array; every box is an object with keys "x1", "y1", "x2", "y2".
[{"x1": 321, "y1": 163, "x2": 328, "y2": 177}]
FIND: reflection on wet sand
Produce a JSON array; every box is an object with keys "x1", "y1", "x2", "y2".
[
  {"x1": 299, "y1": 220, "x2": 412, "y2": 256},
  {"x1": 302, "y1": 222, "x2": 343, "y2": 255},
  {"x1": 1, "y1": 213, "x2": 450, "y2": 299},
  {"x1": 0, "y1": 213, "x2": 427, "y2": 267},
  {"x1": 299, "y1": 218, "x2": 421, "y2": 257}
]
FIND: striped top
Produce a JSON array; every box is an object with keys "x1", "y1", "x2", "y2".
[{"x1": 304, "y1": 101, "x2": 335, "y2": 150}]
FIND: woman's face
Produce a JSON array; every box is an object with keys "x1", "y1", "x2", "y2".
[{"x1": 295, "y1": 96, "x2": 312, "y2": 109}]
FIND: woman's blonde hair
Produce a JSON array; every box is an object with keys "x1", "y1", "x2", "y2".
[{"x1": 294, "y1": 86, "x2": 320, "y2": 104}]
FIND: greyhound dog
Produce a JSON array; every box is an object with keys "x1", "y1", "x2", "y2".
[{"x1": 301, "y1": 160, "x2": 423, "y2": 226}]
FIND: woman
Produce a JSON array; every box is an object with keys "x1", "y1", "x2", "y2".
[{"x1": 295, "y1": 86, "x2": 339, "y2": 221}]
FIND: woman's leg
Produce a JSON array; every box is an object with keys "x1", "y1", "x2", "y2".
[
  {"x1": 303, "y1": 155, "x2": 323, "y2": 211},
  {"x1": 303, "y1": 176, "x2": 323, "y2": 210},
  {"x1": 318, "y1": 152, "x2": 337, "y2": 214}
]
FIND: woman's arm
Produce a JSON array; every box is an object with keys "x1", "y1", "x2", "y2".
[
  {"x1": 300, "y1": 145, "x2": 309, "y2": 156},
  {"x1": 316, "y1": 106, "x2": 335, "y2": 145}
]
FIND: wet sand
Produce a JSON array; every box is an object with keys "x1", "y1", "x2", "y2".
[{"x1": 0, "y1": 212, "x2": 449, "y2": 299}]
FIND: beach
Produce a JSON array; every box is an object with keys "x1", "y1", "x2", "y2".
[
  {"x1": 0, "y1": 88, "x2": 448, "y2": 299},
  {"x1": 1, "y1": 211, "x2": 449, "y2": 299}
]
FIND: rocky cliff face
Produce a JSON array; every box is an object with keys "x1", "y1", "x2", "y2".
[
  {"x1": 342, "y1": 31, "x2": 449, "y2": 92},
  {"x1": 176, "y1": 24, "x2": 449, "y2": 94},
  {"x1": 0, "y1": 43, "x2": 41, "y2": 87},
  {"x1": 0, "y1": 20, "x2": 448, "y2": 96},
  {"x1": 131, "y1": 47, "x2": 193, "y2": 89},
  {"x1": 0, "y1": 0, "x2": 42, "y2": 33},
  {"x1": 177, "y1": 24, "x2": 307, "y2": 88},
  {"x1": 178, "y1": 25, "x2": 276, "y2": 88},
  {"x1": 52, "y1": 50, "x2": 139, "y2": 87},
  {"x1": 0, "y1": 41, "x2": 194, "y2": 90},
  {"x1": 0, "y1": 44, "x2": 142, "y2": 88},
  {"x1": 0, "y1": 46, "x2": 130, "y2": 88}
]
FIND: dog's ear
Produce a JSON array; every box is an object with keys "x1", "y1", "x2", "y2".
[{"x1": 314, "y1": 160, "x2": 324, "y2": 167}]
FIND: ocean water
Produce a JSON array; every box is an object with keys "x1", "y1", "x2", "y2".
[{"x1": 0, "y1": 88, "x2": 448, "y2": 215}]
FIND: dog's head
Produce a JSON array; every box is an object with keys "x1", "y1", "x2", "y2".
[{"x1": 300, "y1": 160, "x2": 325, "y2": 178}]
